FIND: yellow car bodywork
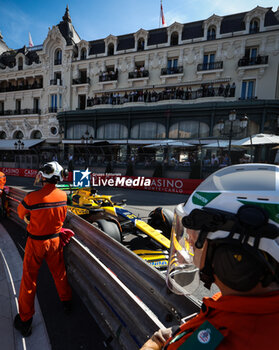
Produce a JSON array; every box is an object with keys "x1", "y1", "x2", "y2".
[{"x1": 66, "y1": 187, "x2": 171, "y2": 269}]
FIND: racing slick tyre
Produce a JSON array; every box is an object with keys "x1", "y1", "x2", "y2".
[
  {"x1": 147, "y1": 207, "x2": 174, "y2": 239},
  {"x1": 95, "y1": 219, "x2": 122, "y2": 242}
]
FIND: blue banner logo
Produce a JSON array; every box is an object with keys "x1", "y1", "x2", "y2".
[{"x1": 73, "y1": 169, "x2": 91, "y2": 187}]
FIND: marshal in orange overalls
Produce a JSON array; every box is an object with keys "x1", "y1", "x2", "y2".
[
  {"x1": 0, "y1": 171, "x2": 6, "y2": 193},
  {"x1": 17, "y1": 183, "x2": 72, "y2": 321},
  {"x1": 163, "y1": 291, "x2": 279, "y2": 350}
]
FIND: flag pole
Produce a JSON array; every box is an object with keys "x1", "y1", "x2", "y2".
[
  {"x1": 159, "y1": 0, "x2": 166, "y2": 28},
  {"x1": 159, "y1": 0, "x2": 162, "y2": 27}
]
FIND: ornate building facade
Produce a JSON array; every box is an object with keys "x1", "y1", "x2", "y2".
[{"x1": 0, "y1": 6, "x2": 279, "y2": 167}]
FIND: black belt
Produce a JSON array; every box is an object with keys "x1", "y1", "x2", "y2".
[{"x1": 27, "y1": 232, "x2": 60, "y2": 240}]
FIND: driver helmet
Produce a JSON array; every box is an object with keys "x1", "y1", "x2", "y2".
[
  {"x1": 34, "y1": 161, "x2": 68, "y2": 186},
  {"x1": 167, "y1": 163, "x2": 279, "y2": 295}
]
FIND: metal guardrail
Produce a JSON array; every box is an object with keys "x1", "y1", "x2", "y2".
[{"x1": 6, "y1": 186, "x2": 200, "y2": 349}]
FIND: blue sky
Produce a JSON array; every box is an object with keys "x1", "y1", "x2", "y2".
[{"x1": 0, "y1": 0, "x2": 278, "y2": 49}]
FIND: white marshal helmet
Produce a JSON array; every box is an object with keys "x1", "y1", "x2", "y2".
[
  {"x1": 167, "y1": 163, "x2": 279, "y2": 295},
  {"x1": 34, "y1": 161, "x2": 68, "y2": 185}
]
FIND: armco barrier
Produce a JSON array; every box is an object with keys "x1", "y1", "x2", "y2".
[
  {"x1": 6, "y1": 187, "x2": 200, "y2": 350},
  {"x1": 1, "y1": 167, "x2": 203, "y2": 194}
]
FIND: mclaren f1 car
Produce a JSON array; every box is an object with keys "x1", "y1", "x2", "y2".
[{"x1": 58, "y1": 185, "x2": 174, "y2": 270}]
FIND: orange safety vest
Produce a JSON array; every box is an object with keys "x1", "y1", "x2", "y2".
[
  {"x1": 17, "y1": 183, "x2": 67, "y2": 236},
  {"x1": 0, "y1": 171, "x2": 6, "y2": 190},
  {"x1": 164, "y1": 291, "x2": 279, "y2": 350}
]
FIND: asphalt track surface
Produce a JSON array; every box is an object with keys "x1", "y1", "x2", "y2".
[{"x1": 4, "y1": 176, "x2": 219, "y2": 349}]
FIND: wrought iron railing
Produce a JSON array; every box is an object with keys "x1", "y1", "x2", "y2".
[
  {"x1": 50, "y1": 79, "x2": 63, "y2": 86},
  {"x1": 72, "y1": 77, "x2": 91, "y2": 85},
  {"x1": 128, "y1": 70, "x2": 149, "y2": 79},
  {"x1": 197, "y1": 61, "x2": 223, "y2": 71},
  {"x1": 48, "y1": 107, "x2": 58, "y2": 113},
  {"x1": 99, "y1": 72, "x2": 118, "y2": 82},
  {"x1": 238, "y1": 55, "x2": 268, "y2": 67},
  {"x1": 0, "y1": 108, "x2": 41, "y2": 116},
  {"x1": 161, "y1": 66, "x2": 183, "y2": 75},
  {"x1": 0, "y1": 84, "x2": 43, "y2": 93}
]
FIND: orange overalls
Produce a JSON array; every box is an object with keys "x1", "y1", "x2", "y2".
[
  {"x1": 0, "y1": 171, "x2": 6, "y2": 193},
  {"x1": 163, "y1": 291, "x2": 279, "y2": 350},
  {"x1": 17, "y1": 183, "x2": 72, "y2": 321}
]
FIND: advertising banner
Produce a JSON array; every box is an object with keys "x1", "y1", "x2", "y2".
[
  {"x1": 1, "y1": 167, "x2": 202, "y2": 194},
  {"x1": 91, "y1": 174, "x2": 202, "y2": 194}
]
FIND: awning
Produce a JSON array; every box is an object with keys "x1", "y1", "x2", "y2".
[
  {"x1": 62, "y1": 139, "x2": 185, "y2": 145},
  {"x1": 144, "y1": 140, "x2": 194, "y2": 148},
  {"x1": 0, "y1": 139, "x2": 45, "y2": 150}
]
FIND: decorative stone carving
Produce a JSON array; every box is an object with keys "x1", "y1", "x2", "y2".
[
  {"x1": 23, "y1": 118, "x2": 32, "y2": 130},
  {"x1": 150, "y1": 53, "x2": 159, "y2": 69},
  {"x1": 120, "y1": 58, "x2": 128, "y2": 72},
  {"x1": 5, "y1": 119, "x2": 15, "y2": 131},
  {"x1": 186, "y1": 48, "x2": 195, "y2": 64}
]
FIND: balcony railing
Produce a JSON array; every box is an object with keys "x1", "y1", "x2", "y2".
[
  {"x1": 48, "y1": 107, "x2": 58, "y2": 113},
  {"x1": 0, "y1": 83, "x2": 43, "y2": 93},
  {"x1": 54, "y1": 59, "x2": 62, "y2": 65},
  {"x1": 197, "y1": 61, "x2": 223, "y2": 71},
  {"x1": 72, "y1": 77, "x2": 91, "y2": 85},
  {"x1": 161, "y1": 66, "x2": 183, "y2": 75},
  {"x1": 99, "y1": 71, "x2": 118, "y2": 82},
  {"x1": 50, "y1": 79, "x2": 63, "y2": 86},
  {"x1": 128, "y1": 70, "x2": 149, "y2": 79},
  {"x1": 86, "y1": 84, "x2": 236, "y2": 107},
  {"x1": 0, "y1": 108, "x2": 41, "y2": 116},
  {"x1": 238, "y1": 55, "x2": 268, "y2": 67}
]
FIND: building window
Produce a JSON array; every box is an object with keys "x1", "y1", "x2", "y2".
[
  {"x1": 0, "y1": 131, "x2": 6, "y2": 139},
  {"x1": 137, "y1": 38, "x2": 145, "y2": 51},
  {"x1": 78, "y1": 95, "x2": 86, "y2": 110},
  {"x1": 80, "y1": 48, "x2": 87, "y2": 60},
  {"x1": 245, "y1": 47, "x2": 258, "y2": 62},
  {"x1": 54, "y1": 49, "x2": 62, "y2": 65},
  {"x1": 241, "y1": 80, "x2": 256, "y2": 99},
  {"x1": 15, "y1": 99, "x2": 21, "y2": 113},
  {"x1": 108, "y1": 43, "x2": 114, "y2": 56},
  {"x1": 50, "y1": 94, "x2": 62, "y2": 111},
  {"x1": 167, "y1": 58, "x2": 178, "y2": 74},
  {"x1": 203, "y1": 53, "x2": 215, "y2": 70},
  {"x1": 33, "y1": 98, "x2": 40, "y2": 113},
  {"x1": 169, "y1": 121, "x2": 209, "y2": 139},
  {"x1": 131, "y1": 122, "x2": 166, "y2": 139},
  {"x1": 67, "y1": 124, "x2": 94, "y2": 139},
  {"x1": 54, "y1": 72, "x2": 62, "y2": 85},
  {"x1": 207, "y1": 26, "x2": 216, "y2": 40},
  {"x1": 170, "y1": 32, "x2": 179, "y2": 46},
  {"x1": 249, "y1": 19, "x2": 259, "y2": 34},
  {"x1": 14, "y1": 130, "x2": 24, "y2": 139},
  {"x1": 97, "y1": 123, "x2": 128, "y2": 139},
  {"x1": 0, "y1": 101, "x2": 4, "y2": 115},
  {"x1": 18, "y1": 57, "x2": 23, "y2": 70},
  {"x1": 31, "y1": 130, "x2": 42, "y2": 139},
  {"x1": 50, "y1": 127, "x2": 58, "y2": 136}
]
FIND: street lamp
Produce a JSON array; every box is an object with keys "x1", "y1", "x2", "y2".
[
  {"x1": 14, "y1": 139, "x2": 25, "y2": 168},
  {"x1": 217, "y1": 110, "x2": 248, "y2": 162},
  {"x1": 14, "y1": 139, "x2": 25, "y2": 150}
]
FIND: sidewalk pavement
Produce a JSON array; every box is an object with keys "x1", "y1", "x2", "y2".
[{"x1": 0, "y1": 223, "x2": 51, "y2": 350}]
